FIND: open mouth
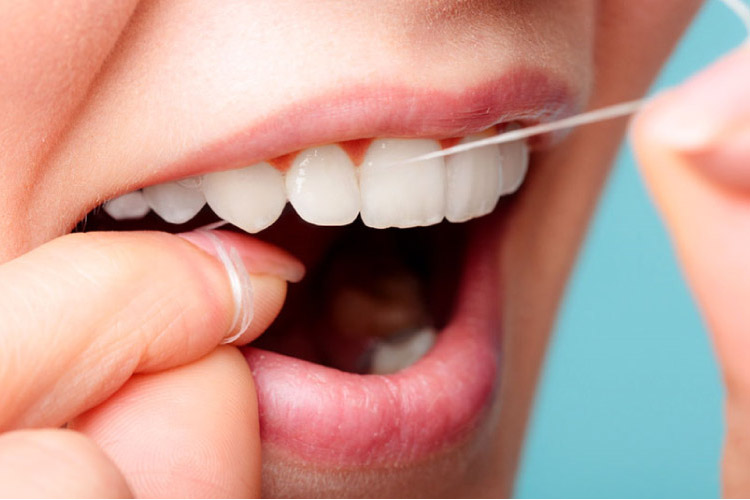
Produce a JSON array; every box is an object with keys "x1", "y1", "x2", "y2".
[
  {"x1": 79, "y1": 131, "x2": 521, "y2": 467},
  {"x1": 74, "y1": 70, "x2": 573, "y2": 469}
]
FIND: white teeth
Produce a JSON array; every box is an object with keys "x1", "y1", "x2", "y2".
[
  {"x1": 360, "y1": 139, "x2": 446, "y2": 229},
  {"x1": 103, "y1": 191, "x2": 151, "y2": 221},
  {"x1": 202, "y1": 163, "x2": 287, "y2": 233},
  {"x1": 499, "y1": 134, "x2": 530, "y2": 195},
  {"x1": 176, "y1": 176, "x2": 205, "y2": 190},
  {"x1": 132, "y1": 130, "x2": 530, "y2": 230},
  {"x1": 445, "y1": 135, "x2": 503, "y2": 223},
  {"x1": 369, "y1": 327, "x2": 437, "y2": 375},
  {"x1": 142, "y1": 179, "x2": 206, "y2": 224},
  {"x1": 286, "y1": 145, "x2": 360, "y2": 226}
]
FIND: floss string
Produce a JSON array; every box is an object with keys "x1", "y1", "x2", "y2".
[
  {"x1": 399, "y1": 0, "x2": 750, "y2": 165},
  {"x1": 201, "y1": 230, "x2": 254, "y2": 344}
]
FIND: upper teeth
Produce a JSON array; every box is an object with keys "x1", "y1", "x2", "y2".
[
  {"x1": 103, "y1": 190, "x2": 151, "y2": 220},
  {"x1": 360, "y1": 139, "x2": 446, "y2": 229},
  {"x1": 498, "y1": 124, "x2": 529, "y2": 196},
  {"x1": 141, "y1": 179, "x2": 206, "y2": 224},
  {"x1": 286, "y1": 145, "x2": 360, "y2": 226},
  {"x1": 202, "y1": 162, "x2": 287, "y2": 234},
  {"x1": 105, "y1": 133, "x2": 529, "y2": 231},
  {"x1": 445, "y1": 132, "x2": 503, "y2": 223}
]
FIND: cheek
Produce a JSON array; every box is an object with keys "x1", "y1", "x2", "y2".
[
  {"x1": 595, "y1": 0, "x2": 703, "y2": 80},
  {"x1": 0, "y1": 0, "x2": 137, "y2": 170},
  {"x1": 489, "y1": 2, "x2": 703, "y2": 493},
  {"x1": 0, "y1": 1, "x2": 140, "y2": 260}
]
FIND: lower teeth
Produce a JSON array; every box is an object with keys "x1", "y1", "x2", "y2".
[
  {"x1": 307, "y1": 226, "x2": 446, "y2": 374},
  {"x1": 367, "y1": 327, "x2": 437, "y2": 375}
]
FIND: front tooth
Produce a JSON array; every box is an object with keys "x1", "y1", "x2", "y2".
[
  {"x1": 499, "y1": 135, "x2": 530, "y2": 195},
  {"x1": 445, "y1": 135, "x2": 503, "y2": 223},
  {"x1": 202, "y1": 163, "x2": 287, "y2": 233},
  {"x1": 360, "y1": 139, "x2": 445, "y2": 229},
  {"x1": 103, "y1": 191, "x2": 151, "y2": 220},
  {"x1": 369, "y1": 327, "x2": 437, "y2": 375},
  {"x1": 142, "y1": 179, "x2": 206, "y2": 224},
  {"x1": 286, "y1": 145, "x2": 359, "y2": 226}
]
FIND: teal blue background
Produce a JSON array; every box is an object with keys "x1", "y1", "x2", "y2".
[{"x1": 516, "y1": 3, "x2": 744, "y2": 498}]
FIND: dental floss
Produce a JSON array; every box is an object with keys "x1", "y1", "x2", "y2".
[
  {"x1": 400, "y1": 0, "x2": 750, "y2": 165},
  {"x1": 176, "y1": 175, "x2": 205, "y2": 190},
  {"x1": 201, "y1": 230, "x2": 254, "y2": 344},
  {"x1": 397, "y1": 100, "x2": 648, "y2": 165},
  {"x1": 153, "y1": 0, "x2": 748, "y2": 231},
  {"x1": 198, "y1": 219, "x2": 231, "y2": 231}
]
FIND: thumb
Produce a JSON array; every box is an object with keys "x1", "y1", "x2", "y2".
[
  {"x1": 633, "y1": 46, "x2": 750, "y2": 497},
  {"x1": 0, "y1": 230, "x2": 303, "y2": 431}
]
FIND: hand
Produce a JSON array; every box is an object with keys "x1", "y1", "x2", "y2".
[
  {"x1": 634, "y1": 46, "x2": 750, "y2": 497},
  {"x1": 0, "y1": 230, "x2": 302, "y2": 497}
]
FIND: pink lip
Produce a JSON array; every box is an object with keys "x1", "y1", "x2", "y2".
[
  {"x1": 241, "y1": 216, "x2": 504, "y2": 465},
  {"x1": 167, "y1": 67, "x2": 575, "y2": 181}
]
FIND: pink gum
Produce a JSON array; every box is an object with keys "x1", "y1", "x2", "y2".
[{"x1": 266, "y1": 136, "x2": 475, "y2": 172}]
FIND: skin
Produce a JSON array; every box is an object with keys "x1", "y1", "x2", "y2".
[
  {"x1": 1, "y1": 0, "x2": 747, "y2": 497},
  {"x1": 634, "y1": 46, "x2": 750, "y2": 498}
]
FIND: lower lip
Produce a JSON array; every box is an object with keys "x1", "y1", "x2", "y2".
[{"x1": 242, "y1": 216, "x2": 504, "y2": 466}]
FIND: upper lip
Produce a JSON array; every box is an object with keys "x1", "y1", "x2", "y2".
[
  {"x1": 61, "y1": 65, "x2": 577, "y2": 232},
  {"x1": 162, "y1": 66, "x2": 576, "y2": 183}
]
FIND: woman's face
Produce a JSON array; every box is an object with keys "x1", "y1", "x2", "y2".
[{"x1": 1, "y1": 1, "x2": 701, "y2": 496}]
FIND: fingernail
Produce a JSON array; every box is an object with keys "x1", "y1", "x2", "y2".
[
  {"x1": 177, "y1": 229, "x2": 304, "y2": 283},
  {"x1": 644, "y1": 47, "x2": 750, "y2": 151},
  {"x1": 178, "y1": 231, "x2": 254, "y2": 344}
]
